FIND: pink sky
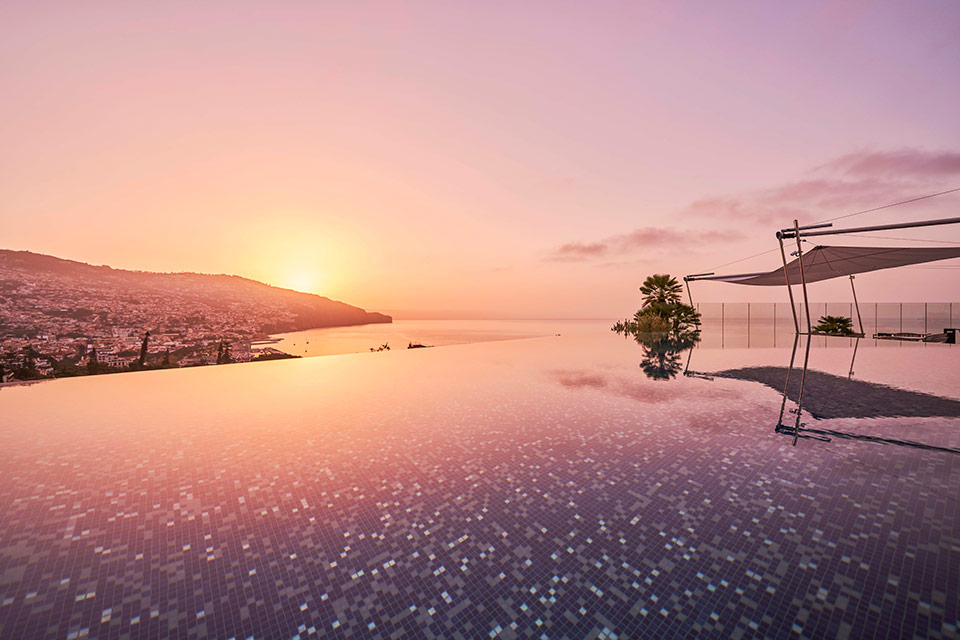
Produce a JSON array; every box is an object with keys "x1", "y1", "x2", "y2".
[{"x1": 2, "y1": 1, "x2": 959, "y2": 318}]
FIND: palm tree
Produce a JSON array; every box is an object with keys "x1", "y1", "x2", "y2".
[
  {"x1": 812, "y1": 315, "x2": 855, "y2": 335},
  {"x1": 639, "y1": 274, "x2": 683, "y2": 308}
]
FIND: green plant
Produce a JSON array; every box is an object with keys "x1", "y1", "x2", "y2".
[
  {"x1": 812, "y1": 315, "x2": 856, "y2": 336},
  {"x1": 639, "y1": 274, "x2": 683, "y2": 308},
  {"x1": 614, "y1": 302, "x2": 701, "y2": 341},
  {"x1": 612, "y1": 273, "x2": 703, "y2": 380},
  {"x1": 633, "y1": 312, "x2": 672, "y2": 334}
]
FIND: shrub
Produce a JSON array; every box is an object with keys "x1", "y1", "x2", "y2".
[
  {"x1": 812, "y1": 315, "x2": 856, "y2": 336},
  {"x1": 634, "y1": 313, "x2": 672, "y2": 334}
]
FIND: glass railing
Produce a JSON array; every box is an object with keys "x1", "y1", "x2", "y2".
[{"x1": 694, "y1": 302, "x2": 959, "y2": 348}]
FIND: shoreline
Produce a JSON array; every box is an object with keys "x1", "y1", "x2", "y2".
[{"x1": 0, "y1": 332, "x2": 564, "y2": 389}]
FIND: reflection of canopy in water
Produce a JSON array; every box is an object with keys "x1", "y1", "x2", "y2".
[
  {"x1": 715, "y1": 366, "x2": 960, "y2": 419},
  {"x1": 690, "y1": 245, "x2": 960, "y2": 286}
]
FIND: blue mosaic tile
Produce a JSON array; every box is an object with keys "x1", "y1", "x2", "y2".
[{"x1": 0, "y1": 332, "x2": 958, "y2": 639}]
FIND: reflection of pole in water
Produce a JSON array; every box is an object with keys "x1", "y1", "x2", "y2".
[
  {"x1": 777, "y1": 334, "x2": 800, "y2": 429},
  {"x1": 793, "y1": 335, "x2": 812, "y2": 445},
  {"x1": 848, "y1": 337, "x2": 860, "y2": 379}
]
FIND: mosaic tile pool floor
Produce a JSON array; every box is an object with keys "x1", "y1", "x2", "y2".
[{"x1": 1, "y1": 326, "x2": 958, "y2": 639}]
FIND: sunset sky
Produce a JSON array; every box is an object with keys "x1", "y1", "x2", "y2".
[{"x1": 3, "y1": 1, "x2": 959, "y2": 318}]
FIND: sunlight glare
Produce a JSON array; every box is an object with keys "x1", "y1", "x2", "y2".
[{"x1": 287, "y1": 272, "x2": 319, "y2": 294}]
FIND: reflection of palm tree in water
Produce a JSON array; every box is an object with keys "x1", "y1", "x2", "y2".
[
  {"x1": 634, "y1": 333, "x2": 699, "y2": 381},
  {"x1": 639, "y1": 340, "x2": 683, "y2": 380}
]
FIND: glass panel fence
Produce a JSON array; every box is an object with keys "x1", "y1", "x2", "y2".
[{"x1": 693, "y1": 302, "x2": 957, "y2": 348}]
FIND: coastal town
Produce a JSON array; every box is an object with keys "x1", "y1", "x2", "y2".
[
  {"x1": 0, "y1": 270, "x2": 278, "y2": 381},
  {"x1": 0, "y1": 250, "x2": 390, "y2": 381}
]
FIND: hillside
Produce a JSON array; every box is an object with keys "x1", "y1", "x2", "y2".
[{"x1": 0, "y1": 250, "x2": 391, "y2": 339}]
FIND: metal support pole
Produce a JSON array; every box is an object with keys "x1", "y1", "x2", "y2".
[
  {"x1": 849, "y1": 275, "x2": 864, "y2": 336},
  {"x1": 924, "y1": 303, "x2": 928, "y2": 334},
  {"x1": 783, "y1": 215, "x2": 960, "y2": 239},
  {"x1": 747, "y1": 302, "x2": 751, "y2": 348},
  {"x1": 777, "y1": 234, "x2": 800, "y2": 334},
  {"x1": 793, "y1": 220, "x2": 812, "y2": 334},
  {"x1": 684, "y1": 279, "x2": 694, "y2": 307}
]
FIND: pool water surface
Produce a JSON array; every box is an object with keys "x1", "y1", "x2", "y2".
[{"x1": 0, "y1": 323, "x2": 957, "y2": 639}]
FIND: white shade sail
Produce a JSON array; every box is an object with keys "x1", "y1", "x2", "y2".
[{"x1": 695, "y1": 245, "x2": 960, "y2": 286}]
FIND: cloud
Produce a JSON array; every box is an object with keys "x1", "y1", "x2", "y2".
[
  {"x1": 546, "y1": 227, "x2": 741, "y2": 262},
  {"x1": 686, "y1": 148, "x2": 960, "y2": 225},
  {"x1": 548, "y1": 241, "x2": 609, "y2": 262},
  {"x1": 685, "y1": 179, "x2": 901, "y2": 224},
  {"x1": 816, "y1": 149, "x2": 960, "y2": 179},
  {"x1": 545, "y1": 147, "x2": 960, "y2": 261}
]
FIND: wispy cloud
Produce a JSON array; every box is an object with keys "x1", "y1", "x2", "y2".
[
  {"x1": 686, "y1": 148, "x2": 960, "y2": 225},
  {"x1": 546, "y1": 228, "x2": 741, "y2": 262},
  {"x1": 816, "y1": 149, "x2": 960, "y2": 179},
  {"x1": 545, "y1": 148, "x2": 960, "y2": 262}
]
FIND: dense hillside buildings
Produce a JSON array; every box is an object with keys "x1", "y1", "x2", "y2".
[{"x1": 0, "y1": 250, "x2": 389, "y2": 380}]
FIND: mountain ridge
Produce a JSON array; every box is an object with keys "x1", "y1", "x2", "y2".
[{"x1": 0, "y1": 249, "x2": 391, "y2": 336}]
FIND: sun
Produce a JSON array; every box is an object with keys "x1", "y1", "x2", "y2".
[{"x1": 286, "y1": 272, "x2": 319, "y2": 294}]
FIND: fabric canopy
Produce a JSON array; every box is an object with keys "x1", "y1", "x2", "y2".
[{"x1": 698, "y1": 245, "x2": 960, "y2": 286}]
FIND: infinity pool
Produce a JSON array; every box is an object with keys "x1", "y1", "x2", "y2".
[{"x1": 1, "y1": 324, "x2": 957, "y2": 639}]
